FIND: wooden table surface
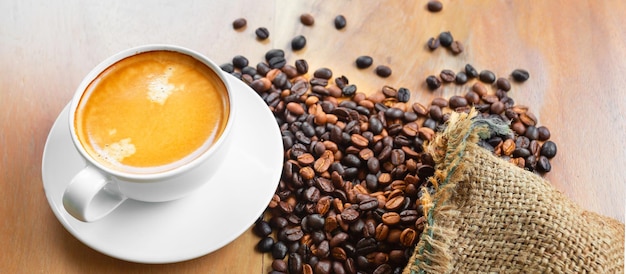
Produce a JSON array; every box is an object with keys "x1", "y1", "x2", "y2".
[{"x1": 1, "y1": 0, "x2": 624, "y2": 273}]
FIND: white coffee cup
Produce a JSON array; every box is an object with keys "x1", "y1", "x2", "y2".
[{"x1": 63, "y1": 45, "x2": 234, "y2": 222}]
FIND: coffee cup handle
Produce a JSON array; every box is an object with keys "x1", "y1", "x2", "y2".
[{"x1": 63, "y1": 165, "x2": 127, "y2": 222}]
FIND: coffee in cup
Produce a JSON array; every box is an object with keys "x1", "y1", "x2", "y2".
[
  {"x1": 64, "y1": 45, "x2": 234, "y2": 222},
  {"x1": 74, "y1": 50, "x2": 229, "y2": 174}
]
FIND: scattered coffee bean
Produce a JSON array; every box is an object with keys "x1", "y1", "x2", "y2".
[
  {"x1": 455, "y1": 71, "x2": 468, "y2": 84},
  {"x1": 226, "y1": 50, "x2": 556, "y2": 274},
  {"x1": 440, "y1": 69, "x2": 456, "y2": 83},
  {"x1": 479, "y1": 70, "x2": 496, "y2": 83},
  {"x1": 427, "y1": 0, "x2": 443, "y2": 12},
  {"x1": 232, "y1": 18, "x2": 247, "y2": 29},
  {"x1": 397, "y1": 87, "x2": 410, "y2": 102},
  {"x1": 269, "y1": 56, "x2": 287, "y2": 69},
  {"x1": 314, "y1": 68, "x2": 333, "y2": 79},
  {"x1": 465, "y1": 64, "x2": 479, "y2": 78},
  {"x1": 265, "y1": 49, "x2": 285, "y2": 62},
  {"x1": 512, "y1": 69, "x2": 530, "y2": 82},
  {"x1": 540, "y1": 140, "x2": 557, "y2": 158},
  {"x1": 291, "y1": 35, "x2": 307, "y2": 51},
  {"x1": 232, "y1": 55, "x2": 249, "y2": 69},
  {"x1": 300, "y1": 13, "x2": 315, "y2": 26},
  {"x1": 220, "y1": 63, "x2": 234, "y2": 73},
  {"x1": 255, "y1": 27, "x2": 270, "y2": 40},
  {"x1": 295, "y1": 59, "x2": 309, "y2": 74},
  {"x1": 438, "y1": 31, "x2": 453, "y2": 47},
  {"x1": 537, "y1": 126, "x2": 551, "y2": 141},
  {"x1": 426, "y1": 75, "x2": 442, "y2": 90},
  {"x1": 450, "y1": 41, "x2": 464, "y2": 54},
  {"x1": 355, "y1": 56, "x2": 373, "y2": 69},
  {"x1": 427, "y1": 37, "x2": 440, "y2": 50},
  {"x1": 496, "y1": 77, "x2": 511, "y2": 91},
  {"x1": 375, "y1": 65, "x2": 392, "y2": 78},
  {"x1": 334, "y1": 15, "x2": 347, "y2": 29}
]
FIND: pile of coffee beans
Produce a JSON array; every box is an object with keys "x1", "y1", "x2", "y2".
[
  {"x1": 220, "y1": 46, "x2": 556, "y2": 273},
  {"x1": 227, "y1": 8, "x2": 555, "y2": 274}
]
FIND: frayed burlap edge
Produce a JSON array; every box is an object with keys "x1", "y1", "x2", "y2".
[
  {"x1": 402, "y1": 109, "x2": 514, "y2": 274},
  {"x1": 403, "y1": 108, "x2": 625, "y2": 273}
]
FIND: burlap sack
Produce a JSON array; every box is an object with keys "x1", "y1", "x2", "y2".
[{"x1": 403, "y1": 109, "x2": 625, "y2": 273}]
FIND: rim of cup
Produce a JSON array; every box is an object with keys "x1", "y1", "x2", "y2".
[{"x1": 68, "y1": 44, "x2": 234, "y2": 181}]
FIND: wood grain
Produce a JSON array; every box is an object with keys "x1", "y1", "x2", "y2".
[{"x1": 1, "y1": 0, "x2": 624, "y2": 273}]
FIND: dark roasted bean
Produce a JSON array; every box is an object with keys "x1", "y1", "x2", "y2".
[
  {"x1": 540, "y1": 140, "x2": 557, "y2": 158},
  {"x1": 291, "y1": 35, "x2": 307, "y2": 50},
  {"x1": 512, "y1": 69, "x2": 530, "y2": 82},
  {"x1": 375, "y1": 65, "x2": 392, "y2": 78},
  {"x1": 232, "y1": 18, "x2": 247, "y2": 29},
  {"x1": 256, "y1": 236, "x2": 274, "y2": 252},
  {"x1": 295, "y1": 59, "x2": 309, "y2": 74},
  {"x1": 314, "y1": 68, "x2": 333, "y2": 79},
  {"x1": 426, "y1": 0, "x2": 443, "y2": 12},
  {"x1": 426, "y1": 37, "x2": 440, "y2": 50},
  {"x1": 465, "y1": 64, "x2": 479, "y2": 78},
  {"x1": 496, "y1": 77, "x2": 511, "y2": 91},
  {"x1": 425, "y1": 75, "x2": 441, "y2": 90},
  {"x1": 255, "y1": 27, "x2": 270, "y2": 40},
  {"x1": 479, "y1": 70, "x2": 496, "y2": 83},
  {"x1": 438, "y1": 31, "x2": 453, "y2": 47},
  {"x1": 356, "y1": 56, "x2": 373, "y2": 69},
  {"x1": 455, "y1": 71, "x2": 468, "y2": 84},
  {"x1": 334, "y1": 15, "x2": 347, "y2": 29}
]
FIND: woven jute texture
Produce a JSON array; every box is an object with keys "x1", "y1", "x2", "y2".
[{"x1": 403, "y1": 109, "x2": 625, "y2": 274}]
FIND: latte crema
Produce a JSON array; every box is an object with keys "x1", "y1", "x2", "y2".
[{"x1": 74, "y1": 50, "x2": 229, "y2": 174}]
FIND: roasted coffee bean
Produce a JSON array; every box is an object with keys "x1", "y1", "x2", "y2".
[
  {"x1": 440, "y1": 69, "x2": 456, "y2": 83},
  {"x1": 438, "y1": 31, "x2": 453, "y2": 47},
  {"x1": 255, "y1": 27, "x2": 270, "y2": 40},
  {"x1": 253, "y1": 220, "x2": 272, "y2": 237},
  {"x1": 455, "y1": 72, "x2": 468, "y2": 84},
  {"x1": 269, "y1": 56, "x2": 287, "y2": 69},
  {"x1": 356, "y1": 56, "x2": 373, "y2": 69},
  {"x1": 512, "y1": 69, "x2": 530, "y2": 82},
  {"x1": 232, "y1": 18, "x2": 247, "y2": 29},
  {"x1": 265, "y1": 49, "x2": 285, "y2": 62},
  {"x1": 448, "y1": 95, "x2": 468, "y2": 109},
  {"x1": 375, "y1": 65, "x2": 392, "y2": 78},
  {"x1": 300, "y1": 13, "x2": 315, "y2": 26},
  {"x1": 479, "y1": 70, "x2": 496, "y2": 83},
  {"x1": 397, "y1": 87, "x2": 410, "y2": 102},
  {"x1": 291, "y1": 35, "x2": 307, "y2": 50},
  {"x1": 426, "y1": 37, "x2": 440, "y2": 50},
  {"x1": 465, "y1": 64, "x2": 479, "y2": 78},
  {"x1": 342, "y1": 84, "x2": 357, "y2": 97},
  {"x1": 341, "y1": 208, "x2": 360, "y2": 223},
  {"x1": 427, "y1": 0, "x2": 443, "y2": 12},
  {"x1": 425, "y1": 75, "x2": 441, "y2": 90},
  {"x1": 537, "y1": 155, "x2": 551, "y2": 172},
  {"x1": 288, "y1": 253, "x2": 304, "y2": 274},
  {"x1": 284, "y1": 226, "x2": 304, "y2": 242},
  {"x1": 450, "y1": 41, "x2": 464, "y2": 54},
  {"x1": 273, "y1": 241, "x2": 289, "y2": 259},
  {"x1": 295, "y1": 59, "x2": 309, "y2": 74},
  {"x1": 524, "y1": 125, "x2": 539, "y2": 140},
  {"x1": 372, "y1": 264, "x2": 393, "y2": 274},
  {"x1": 540, "y1": 140, "x2": 557, "y2": 158},
  {"x1": 256, "y1": 236, "x2": 274, "y2": 252},
  {"x1": 314, "y1": 68, "x2": 333, "y2": 80},
  {"x1": 220, "y1": 63, "x2": 234, "y2": 73},
  {"x1": 272, "y1": 259, "x2": 288, "y2": 272},
  {"x1": 496, "y1": 77, "x2": 511, "y2": 91},
  {"x1": 334, "y1": 15, "x2": 347, "y2": 29},
  {"x1": 232, "y1": 55, "x2": 249, "y2": 69},
  {"x1": 537, "y1": 126, "x2": 551, "y2": 141}
]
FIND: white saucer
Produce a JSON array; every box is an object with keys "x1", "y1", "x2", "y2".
[{"x1": 42, "y1": 74, "x2": 283, "y2": 264}]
